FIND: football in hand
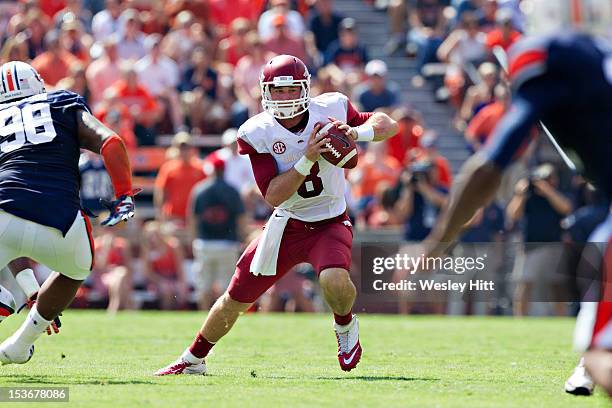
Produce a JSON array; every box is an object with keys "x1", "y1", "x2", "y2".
[{"x1": 316, "y1": 122, "x2": 358, "y2": 169}]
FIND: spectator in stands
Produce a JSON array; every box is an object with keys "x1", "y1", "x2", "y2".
[
  {"x1": 324, "y1": 17, "x2": 369, "y2": 83},
  {"x1": 116, "y1": 9, "x2": 146, "y2": 61},
  {"x1": 258, "y1": 0, "x2": 305, "y2": 41},
  {"x1": 437, "y1": 11, "x2": 487, "y2": 66},
  {"x1": 496, "y1": 0, "x2": 525, "y2": 33},
  {"x1": 477, "y1": 0, "x2": 499, "y2": 32},
  {"x1": 135, "y1": 33, "x2": 182, "y2": 133},
  {"x1": 189, "y1": 156, "x2": 246, "y2": 310},
  {"x1": 393, "y1": 159, "x2": 448, "y2": 241},
  {"x1": 457, "y1": 61, "x2": 498, "y2": 129},
  {"x1": 180, "y1": 47, "x2": 228, "y2": 133},
  {"x1": 437, "y1": 11, "x2": 487, "y2": 106},
  {"x1": 162, "y1": 0, "x2": 207, "y2": 24},
  {"x1": 38, "y1": 0, "x2": 65, "y2": 21},
  {"x1": 31, "y1": 30, "x2": 78, "y2": 86},
  {"x1": 452, "y1": 0, "x2": 481, "y2": 23},
  {"x1": 161, "y1": 10, "x2": 209, "y2": 70},
  {"x1": 179, "y1": 47, "x2": 218, "y2": 97},
  {"x1": 387, "y1": 107, "x2": 424, "y2": 164},
  {"x1": 406, "y1": 0, "x2": 447, "y2": 74},
  {"x1": 460, "y1": 203, "x2": 505, "y2": 243},
  {"x1": 310, "y1": 64, "x2": 350, "y2": 96},
  {"x1": 383, "y1": 0, "x2": 407, "y2": 55},
  {"x1": 506, "y1": 163, "x2": 573, "y2": 316},
  {"x1": 485, "y1": 8, "x2": 521, "y2": 52},
  {"x1": 563, "y1": 185, "x2": 610, "y2": 244},
  {"x1": 60, "y1": 17, "x2": 92, "y2": 62},
  {"x1": 306, "y1": 0, "x2": 344, "y2": 58},
  {"x1": 141, "y1": 221, "x2": 189, "y2": 310},
  {"x1": 91, "y1": 0, "x2": 123, "y2": 42},
  {"x1": 206, "y1": 129, "x2": 256, "y2": 195},
  {"x1": 86, "y1": 36, "x2": 122, "y2": 108},
  {"x1": 412, "y1": 131, "x2": 452, "y2": 190},
  {"x1": 109, "y1": 64, "x2": 162, "y2": 146},
  {"x1": 96, "y1": 104, "x2": 138, "y2": 150},
  {"x1": 350, "y1": 142, "x2": 402, "y2": 217},
  {"x1": 264, "y1": 14, "x2": 307, "y2": 63},
  {"x1": 56, "y1": 62, "x2": 91, "y2": 104},
  {"x1": 365, "y1": 181, "x2": 403, "y2": 228},
  {"x1": 53, "y1": 0, "x2": 92, "y2": 31},
  {"x1": 465, "y1": 83, "x2": 509, "y2": 152},
  {"x1": 0, "y1": 34, "x2": 30, "y2": 65},
  {"x1": 233, "y1": 32, "x2": 273, "y2": 118},
  {"x1": 89, "y1": 226, "x2": 134, "y2": 313},
  {"x1": 217, "y1": 17, "x2": 251, "y2": 68},
  {"x1": 207, "y1": 0, "x2": 263, "y2": 37},
  {"x1": 354, "y1": 59, "x2": 400, "y2": 113},
  {"x1": 261, "y1": 264, "x2": 316, "y2": 312},
  {"x1": 140, "y1": 3, "x2": 169, "y2": 35},
  {"x1": 154, "y1": 132, "x2": 206, "y2": 226},
  {"x1": 24, "y1": 9, "x2": 48, "y2": 60}
]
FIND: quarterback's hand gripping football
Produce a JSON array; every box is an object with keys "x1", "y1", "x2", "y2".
[
  {"x1": 100, "y1": 194, "x2": 136, "y2": 226},
  {"x1": 328, "y1": 116, "x2": 357, "y2": 140},
  {"x1": 305, "y1": 123, "x2": 331, "y2": 162}
]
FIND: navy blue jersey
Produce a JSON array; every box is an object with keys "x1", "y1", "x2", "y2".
[
  {"x1": 484, "y1": 32, "x2": 612, "y2": 198},
  {"x1": 0, "y1": 90, "x2": 90, "y2": 235}
]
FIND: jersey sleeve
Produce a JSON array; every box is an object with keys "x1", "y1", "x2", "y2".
[
  {"x1": 346, "y1": 98, "x2": 373, "y2": 126},
  {"x1": 48, "y1": 90, "x2": 91, "y2": 114},
  {"x1": 507, "y1": 36, "x2": 549, "y2": 92},
  {"x1": 483, "y1": 76, "x2": 564, "y2": 169},
  {"x1": 248, "y1": 153, "x2": 278, "y2": 197},
  {"x1": 236, "y1": 121, "x2": 270, "y2": 155}
]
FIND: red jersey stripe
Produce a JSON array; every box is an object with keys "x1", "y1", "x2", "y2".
[{"x1": 509, "y1": 50, "x2": 547, "y2": 81}]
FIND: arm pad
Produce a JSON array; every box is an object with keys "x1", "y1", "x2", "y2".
[{"x1": 100, "y1": 135, "x2": 133, "y2": 197}]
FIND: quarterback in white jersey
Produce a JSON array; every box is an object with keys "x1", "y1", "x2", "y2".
[
  {"x1": 156, "y1": 55, "x2": 398, "y2": 376},
  {"x1": 238, "y1": 91, "x2": 353, "y2": 222}
]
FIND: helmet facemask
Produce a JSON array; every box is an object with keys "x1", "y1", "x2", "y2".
[{"x1": 261, "y1": 75, "x2": 310, "y2": 119}]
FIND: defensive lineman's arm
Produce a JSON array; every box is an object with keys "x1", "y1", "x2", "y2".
[{"x1": 76, "y1": 109, "x2": 137, "y2": 225}]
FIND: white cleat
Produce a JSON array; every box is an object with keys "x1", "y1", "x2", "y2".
[
  {"x1": 154, "y1": 358, "x2": 207, "y2": 376},
  {"x1": 0, "y1": 336, "x2": 34, "y2": 365},
  {"x1": 334, "y1": 315, "x2": 362, "y2": 372},
  {"x1": 565, "y1": 361, "x2": 594, "y2": 396}
]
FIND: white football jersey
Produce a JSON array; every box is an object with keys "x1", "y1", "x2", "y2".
[{"x1": 238, "y1": 92, "x2": 351, "y2": 222}]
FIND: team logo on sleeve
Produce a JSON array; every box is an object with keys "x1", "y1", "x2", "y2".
[{"x1": 272, "y1": 141, "x2": 287, "y2": 154}]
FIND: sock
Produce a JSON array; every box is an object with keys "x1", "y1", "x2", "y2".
[
  {"x1": 12, "y1": 304, "x2": 52, "y2": 345},
  {"x1": 187, "y1": 333, "x2": 215, "y2": 361},
  {"x1": 334, "y1": 311, "x2": 353, "y2": 326},
  {"x1": 15, "y1": 268, "x2": 40, "y2": 299}
]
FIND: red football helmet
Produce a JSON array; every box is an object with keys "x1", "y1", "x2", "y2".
[{"x1": 260, "y1": 54, "x2": 311, "y2": 119}]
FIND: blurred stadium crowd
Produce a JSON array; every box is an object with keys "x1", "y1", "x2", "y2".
[{"x1": 0, "y1": 0, "x2": 608, "y2": 316}]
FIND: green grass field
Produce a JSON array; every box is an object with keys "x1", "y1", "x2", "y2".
[{"x1": 0, "y1": 311, "x2": 609, "y2": 407}]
